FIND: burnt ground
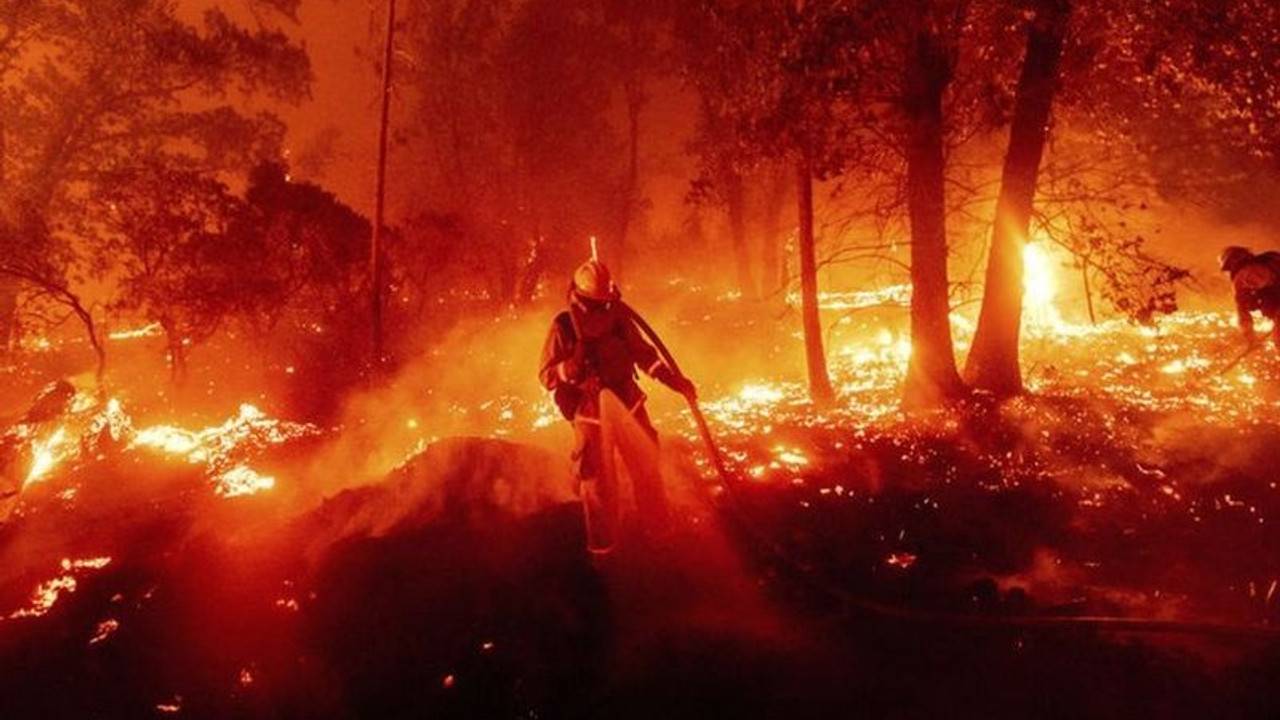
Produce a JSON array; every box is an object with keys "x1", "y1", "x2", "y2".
[{"x1": 1, "y1": 410, "x2": 1280, "y2": 720}]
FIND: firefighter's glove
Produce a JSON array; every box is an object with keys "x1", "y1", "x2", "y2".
[
  {"x1": 561, "y1": 355, "x2": 585, "y2": 382},
  {"x1": 654, "y1": 365, "x2": 696, "y2": 399},
  {"x1": 669, "y1": 374, "x2": 697, "y2": 400}
]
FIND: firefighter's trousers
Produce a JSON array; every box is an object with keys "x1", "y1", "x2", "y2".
[{"x1": 572, "y1": 389, "x2": 670, "y2": 554}]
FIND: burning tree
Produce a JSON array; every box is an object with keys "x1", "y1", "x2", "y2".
[
  {"x1": 964, "y1": 0, "x2": 1280, "y2": 396},
  {"x1": 0, "y1": 0, "x2": 309, "y2": 374},
  {"x1": 964, "y1": 0, "x2": 1072, "y2": 397}
]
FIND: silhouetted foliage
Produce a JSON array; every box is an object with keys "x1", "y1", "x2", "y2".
[
  {"x1": 94, "y1": 164, "x2": 246, "y2": 382},
  {"x1": 0, "y1": 0, "x2": 308, "y2": 371}
]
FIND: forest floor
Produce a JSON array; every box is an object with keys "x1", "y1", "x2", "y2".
[{"x1": 1, "y1": 302, "x2": 1280, "y2": 719}]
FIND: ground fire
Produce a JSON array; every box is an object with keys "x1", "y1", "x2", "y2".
[{"x1": 3, "y1": 2, "x2": 1280, "y2": 719}]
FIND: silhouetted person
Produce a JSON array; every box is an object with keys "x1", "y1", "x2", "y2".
[
  {"x1": 1220, "y1": 245, "x2": 1280, "y2": 349},
  {"x1": 538, "y1": 253, "x2": 695, "y2": 558}
]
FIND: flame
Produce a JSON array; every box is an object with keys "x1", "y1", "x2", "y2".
[
  {"x1": 107, "y1": 323, "x2": 162, "y2": 341},
  {"x1": 214, "y1": 464, "x2": 276, "y2": 498},
  {"x1": 738, "y1": 383, "x2": 786, "y2": 405},
  {"x1": 1023, "y1": 242, "x2": 1064, "y2": 330},
  {"x1": 7, "y1": 400, "x2": 317, "y2": 501},
  {"x1": 25, "y1": 427, "x2": 70, "y2": 488},
  {"x1": 886, "y1": 552, "x2": 918, "y2": 569},
  {"x1": 129, "y1": 403, "x2": 319, "y2": 496},
  {"x1": 132, "y1": 425, "x2": 201, "y2": 457},
  {"x1": 812, "y1": 284, "x2": 913, "y2": 311},
  {"x1": 89, "y1": 618, "x2": 120, "y2": 644}
]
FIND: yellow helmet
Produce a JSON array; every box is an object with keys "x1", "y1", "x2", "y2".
[
  {"x1": 572, "y1": 259, "x2": 615, "y2": 301},
  {"x1": 1219, "y1": 245, "x2": 1253, "y2": 275}
]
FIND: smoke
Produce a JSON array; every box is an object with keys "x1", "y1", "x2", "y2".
[{"x1": 298, "y1": 280, "x2": 812, "y2": 501}]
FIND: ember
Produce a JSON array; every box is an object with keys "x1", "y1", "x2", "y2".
[
  {"x1": 7, "y1": 557, "x2": 112, "y2": 620},
  {"x1": 3, "y1": 3, "x2": 1280, "y2": 719}
]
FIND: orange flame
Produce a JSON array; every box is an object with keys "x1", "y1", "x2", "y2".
[{"x1": 25, "y1": 427, "x2": 70, "y2": 489}]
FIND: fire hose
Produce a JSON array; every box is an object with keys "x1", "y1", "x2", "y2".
[
  {"x1": 1215, "y1": 340, "x2": 1264, "y2": 377},
  {"x1": 622, "y1": 301, "x2": 1280, "y2": 641}
]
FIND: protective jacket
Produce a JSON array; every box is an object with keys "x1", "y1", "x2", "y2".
[
  {"x1": 538, "y1": 297, "x2": 678, "y2": 422},
  {"x1": 1230, "y1": 251, "x2": 1280, "y2": 327}
]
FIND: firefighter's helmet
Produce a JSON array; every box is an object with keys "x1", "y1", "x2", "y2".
[
  {"x1": 572, "y1": 259, "x2": 615, "y2": 301},
  {"x1": 1219, "y1": 245, "x2": 1254, "y2": 275}
]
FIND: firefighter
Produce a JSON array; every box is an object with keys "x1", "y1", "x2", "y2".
[
  {"x1": 538, "y1": 254, "x2": 696, "y2": 557},
  {"x1": 1220, "y1": 245, "x2": 1280, "y2": 349}
]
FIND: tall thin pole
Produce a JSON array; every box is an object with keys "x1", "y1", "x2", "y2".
[{"x1": 371, "y1": 0, "x2": 396, "y2": 367}]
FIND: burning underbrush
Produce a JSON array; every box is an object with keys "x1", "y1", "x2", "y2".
[
  {"x1": 681, "y1": 307, "x2": 1280, "y2": 628},
  {"x1": 1, "y1": 291, "x2": 1280, "y2": 718}
]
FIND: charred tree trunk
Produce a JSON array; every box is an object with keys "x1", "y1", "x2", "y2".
[
  {"x1": 726, "y1": 171, "x2": 755, "y2": 299},
  {"x1": 64, "y1": 289, "x2": 104, "y2": 385},
  {"x1": 902, "y1": 25, "x2": 965, "y2": 409},
  {"x1": 963, "y1": 0, "x2": 1071, "y2": 396},
  {"x1": 0, "y1": 276, "x2": 16, "y2": 355},
  {"x1": 370, "y1": 0, "x2": 397, "y2": 367},
  {"x1": 494, "y1": 232, "x2": 520, "y2": 306},
  {"x1": 0, "y1": 121, "x2": 13, "y2": 355},
  {"x1": 516, "y1": 233, "x2": 547, "y2": 305},
  {"x1": 1081, "y1": 258, "x2": 1097, "y2": 324},
  {"x1": 796, "y1": 156, "x2": 835, "y2": 406}
]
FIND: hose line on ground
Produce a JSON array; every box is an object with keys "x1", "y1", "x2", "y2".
[{"x1": 621, "y1": 301, "x2": 1280, "y2": 642}]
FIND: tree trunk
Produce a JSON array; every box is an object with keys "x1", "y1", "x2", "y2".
[
  {"x1": 963, "y1": 0, "x2": 1071, "y2": 396},
  {"x1": 902, "y1": 25, "x2": 965, "y2": 409},
  {"x1": 370, "y1": 0, "x2": 397, "y2": 368},
  {"x1": 0, "y1": 120, "x2": 13, "y2": 355},
  {"x1": 1081, "y1": 257, "x2": 1096, "y2": 324},
  {"x1": 516, "y1": 232, "x2": 547, "y2": 305},
  {"x1": 0, "y1": 277, "x2": 16, "y2": 354},
  {"x1": 796, "y1": 157, "x2": 835, "y2": 406},
  {"x1": 65, "y1": 290, "x2": 105, "y2": 386},
  {"x1": 726, "y1": 171, "x2": 755, "y2": 298}
]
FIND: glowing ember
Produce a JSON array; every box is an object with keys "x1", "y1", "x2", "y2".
[
  {"x1": 133, "y1": 425, "x2": 201, "y2": 456},
  {"x1": 738, "y1": 383, "x2": 786, "y2": 405},
  {"x1": 773, "y1": 446, "x2": 810, "y2": 468},
  {"x1": 214, "y1": 464, "x2": 276, "y2": 498},
  {"x1": 886, "y1": 552, "x2": 918, "y2": 569},
  {"x1": 811, "y1": 284, "x2": 912, "y2": 311},
  {"x1": 89, "y1": 618, "x2": 120, "y2": 644},
  {"x1": 7, "y1": 557, "x2": 112, "y2": 619},
  {"x1": 129, "y1": 403, "x2": 318, "y2": 494},
  {"x1": 6, "y1": 399, "x2": 317, "y2": 502},
  {"x1": 9, "y1": 576, "x2": 77, "y2": 619},
  {"x1": 531, "y1": 398, "x2": 560, "y2": 429},
  {"x1": 87, "y1": 398, "x2": 134, "y2": 445}
]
